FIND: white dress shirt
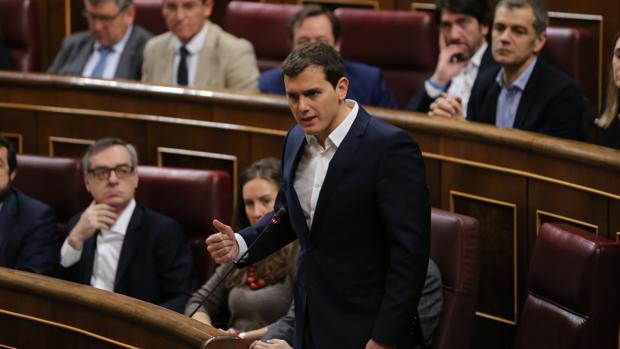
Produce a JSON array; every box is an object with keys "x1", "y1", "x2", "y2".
[
  {"x1": 425, "y1": 41, "x2": 488, "y2": 118},
  {"x1": 294, "y1": 100, "x2": 359, "y2": 228},
  {"x1": 171, "y1": 23, "x2": 209, "y2": 87},
  {"x1": 82, "y1": 26, "x2": 134, "y2": 79},
  {"x1": 60, "y1": 199, "x2": 136, "y2": 291},
  {"x1": 235, "y1": 100, "x2": 359, "y2": 257}
]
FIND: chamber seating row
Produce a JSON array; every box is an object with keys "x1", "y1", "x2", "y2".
[
  {"x1": 13, "y1": 154, "x2": 232, "y2": 285},
  {"x1": 0, "y1": 0, "x2": 596, "y2": 106}
]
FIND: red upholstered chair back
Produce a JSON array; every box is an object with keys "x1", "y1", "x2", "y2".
[
  {"x1": 430, "y1": 208, "x2": 480, "y2": 349},
  {"x1": 513, "y1": 223, "x2": 619, "y2": 349},
  {"x1": 335, "y1": 8, "x2": 438, "y2": 107},
  {"x1": 135, "y1": 166, "x2": 232, "y2": 285},
  {"x1": 133, "y1": 0, "x2": 168, "y2": 35},
  {"x1": 224, "y1": 1, "x2": 301, "y2": 72},
  {"x1": 542, "y1": 27, "x2": 596, "y2": 104},
  {"x1": 12, "y1": 155, "x2": 90, "y2": 234},
  {"x1": 0, "y1": 0, "x2": 40, "y2": 71}
]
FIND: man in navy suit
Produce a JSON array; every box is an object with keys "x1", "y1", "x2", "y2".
[
  {"x1": 60, "y1": 138, "x2": 194, "y2": 312},
  {"x1": 48, "y1": 0, "x2": 152, "y2": 80},
  {"x1": 428, "y1": 0, "x2": 586, "y2": 141},
  {"x1": 208, "y1": 43, "x2": 430, "y2": 349},
  {"x1": 259, "y1": 5, "x2": 398, "y2": 109},
  {"x1": 0, "y1": 137, "x2": 59, "y2": 276}
]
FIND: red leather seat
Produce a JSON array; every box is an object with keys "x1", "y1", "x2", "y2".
[
  {"x1": 136, "y1": 166, "x2": 232, "y2": 285},
  {"x1": 13, "y1": 155, "x2": 90, "y2": 230},
  {"x1": 0, "y1": 0, "x2": 40, "y2": 71},
  {"x1": 513, "y1": 223, "x2": 619, "y2": 349},
  {"x1": 334, "y1": 8, "x2": 438, "y2": 107},
  {"x1": 224, "y1": 1, "x2": 301, "y2": 72},
  {"x1": 133, "y1": 0, "x2": 168, "y2": 35},
  {"x1": 430, "y1": 208, "x2": 480, "y2": 349},
  {"x1": 543, "y1": 27, "x2": 596, "y2": 104}
]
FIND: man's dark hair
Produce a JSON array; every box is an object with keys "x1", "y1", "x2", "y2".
[
  {"x1": 496, "y1": 0, "x2": 548, "y2": 35},
  {"x1": 82, "y1": 137, "x2": 138, "y2": 172},
  {"x1": 87, "y1": 0, "x2": 133, "y2": 8},
  {"x1": 435, "y1": 0, "x2": 492, "y2": 27},
  {"x1": 0, "y1": 137, "x2": 17, "y2": 175},
  {"x1": 287, "y1": 5, "x2": 341, "y2": 42},
  {"x1": 281, "y1": 42, "x2": 345, "y2": 88}
]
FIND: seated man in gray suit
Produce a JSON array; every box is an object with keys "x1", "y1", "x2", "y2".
[
  {"x1": 48, "y1": 0, "x2": 152, "y2": 80},
  {"x1": 249, "y1": 259, "x2": 443, "y2": 349},
  {"x1": 141, "y1": 0, "x2": 259, "y2": 91}
]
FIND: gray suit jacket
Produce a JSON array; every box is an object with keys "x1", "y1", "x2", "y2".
[
  {"x1": 141, "y1": 22, "x2": 258, "y2": 92},
  {"x1": 47, "y1": 25, "x2": 152, "y2": 80}
]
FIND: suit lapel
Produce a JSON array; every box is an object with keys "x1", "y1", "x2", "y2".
[
  {"x1": 113, "y1": 205, "x2": 142, "y2": 289},
  {"x1": 195, "y1": 24, "x2": 218, "y2": 88},
  {"x1": 158, "y1": 35, "x2": 175, "y2": 85},
  {"x1": 115, "y1": 28, "x2": 137, "y2": 78},
  {"x1": 72, "y1": 37, "x2": 95, "y2": 75},
  {"x1": 513, "y1": 59, "x2": 542, "y2": 129},
  {"x1": 285, "y1": 129, "x2": 310, "y2": 237},
  {"x1": 81, "y1": 232, "x2": 98, "y2": 285},
  {"x1": 309, "y1": 108, "x2": 370, "y2": 234},
  {"x1": 0, "y1": 190, "x2": 18, "y2": 251}
]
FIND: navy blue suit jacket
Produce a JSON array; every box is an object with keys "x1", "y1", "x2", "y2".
[
  {"x1": 0, "y1": 189, "x2": 59, "y2": 276},
  {"x1": 238, "y1": 107, "x2": 430, "y2": 348},
  {"x1": 259, "y1": 60, "x2": 398, "y2": 109},
  {"x1": 467, "y1": 58, "x2": 586, "y2": 141},
  {"x1": 61, "y1": 203, "x2": 194, "y2": 312}
]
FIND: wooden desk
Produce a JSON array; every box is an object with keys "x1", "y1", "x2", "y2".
[
  {"x1": 1, "y1": 72, "x2": 618, "y2": 348},
  {"x1": 0, "y1": 267, "x2": 245, "y2": 349}
]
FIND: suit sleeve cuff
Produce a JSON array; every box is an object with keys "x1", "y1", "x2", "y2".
[{"x1": 424, "y1": 78, "x2": 446, "y2": 99}]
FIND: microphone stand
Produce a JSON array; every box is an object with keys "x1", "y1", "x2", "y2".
[{"x1": 188, "y1": 207, "x2": 287, "y2": 318}]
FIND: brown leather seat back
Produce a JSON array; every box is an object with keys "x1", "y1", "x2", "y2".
[
  {"x1": 513, "y1": 223, "x2": 619, "y2": 349},
  {"x1": 136, "y1": 165, "x2": 232, "y2": 285},
  {"x1": 224, "y1": 1, "x2": 301, "y2": 72},
  {"x1": 13, "y1": 155, "x2": 90, "y2": 235},
  {"x1": 543, "y1": 26, "x2": 596, "y2": 104},
  {"x1": 133, "y1": 0, "x2": 168, "y2": 35},
  {"x1": 0, "y1": 0, "x2": 40, "y2": 71},
  {"x1": 335, "y1": 8, "x2": 438, "y2": 107},
  {"x1": 430, "y1": 208, "x2": 480, "y2": 349}
]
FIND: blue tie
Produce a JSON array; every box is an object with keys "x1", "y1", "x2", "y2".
[{"x1": 91, "y1": 47, "x2": 113, "y2": 78}]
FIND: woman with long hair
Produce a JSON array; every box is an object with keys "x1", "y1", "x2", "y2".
[
  {"x1": 596, "y1": 30, "x2": 620, "y2": 149},
  {"x1": 185, "y1": 158, "x2": 296, "y2": 341}
]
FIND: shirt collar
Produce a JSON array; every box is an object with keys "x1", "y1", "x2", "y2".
[
  {"x1": 469, "y1": 41, "x2": 488, "y2": 68},
  {"x1": 304, "y1": 99, "x2": 359, "y2": 149},
  {"x1": 496, "y1": 56, "x2": 537, "y2": 91},
  {"x1": 94, "y1": 25, "x2": 133, "y2": 53},
  {"x1": 174, "y1": 22, "x2": 209, "y2": 55},
  {"x1": 107, "y1": 199, "x2": 136, "y2": 236}
]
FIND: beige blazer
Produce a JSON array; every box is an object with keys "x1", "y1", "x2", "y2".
[{"x1": 142, "y1": 23, "x2": 258, "y2": 92}]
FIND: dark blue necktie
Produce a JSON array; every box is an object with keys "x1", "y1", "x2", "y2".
[{"x1": 177, "y1": 46, "x2": 189, "y2": 86}]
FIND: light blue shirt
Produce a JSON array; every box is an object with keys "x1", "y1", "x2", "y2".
[{"x1": 495, "y1": 58, "x2": 537, "y2": 128}]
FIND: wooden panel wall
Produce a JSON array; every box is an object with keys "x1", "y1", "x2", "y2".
[{"x1": 1, "y1": 73, "x2": 619, "y2": 349}]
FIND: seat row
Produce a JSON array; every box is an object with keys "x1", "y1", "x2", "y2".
[{"x1": 0, "y1": 0, "x2": 597, "y2": 106}]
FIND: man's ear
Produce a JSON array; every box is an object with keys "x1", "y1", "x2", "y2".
[
  {"x1": 9, "y1": 170, "x2": 16, "y2": 182},
  {"x1": 337, "y1": 76, "x2": 349, "y2": 101},
  {"x1": 533, "y1": 31, "x2": 547, "y2": 54},
  {"x1": 334, "y1": 40, "x2": 342, "y2": 52}
]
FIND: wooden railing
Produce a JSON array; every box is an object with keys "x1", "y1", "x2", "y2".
[{"x1": 1, "y1": 72, "x2": 619, "y2": 348}]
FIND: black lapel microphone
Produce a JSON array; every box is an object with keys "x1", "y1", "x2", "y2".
[{"x1": 188, "y1": 207, "x2": 288, "y2": 318}]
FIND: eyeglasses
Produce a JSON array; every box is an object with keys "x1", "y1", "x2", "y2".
[
  {"x1": 88, "y1": 164, "x2": 135, "y2": 181},
  {"x1": 82, "y1": 6, "x2": 128, "y2": 23}
]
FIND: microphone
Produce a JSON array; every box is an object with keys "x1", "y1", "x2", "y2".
[{"x1": 188, "y1": 207, "x2": 288, "y2": 318}]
